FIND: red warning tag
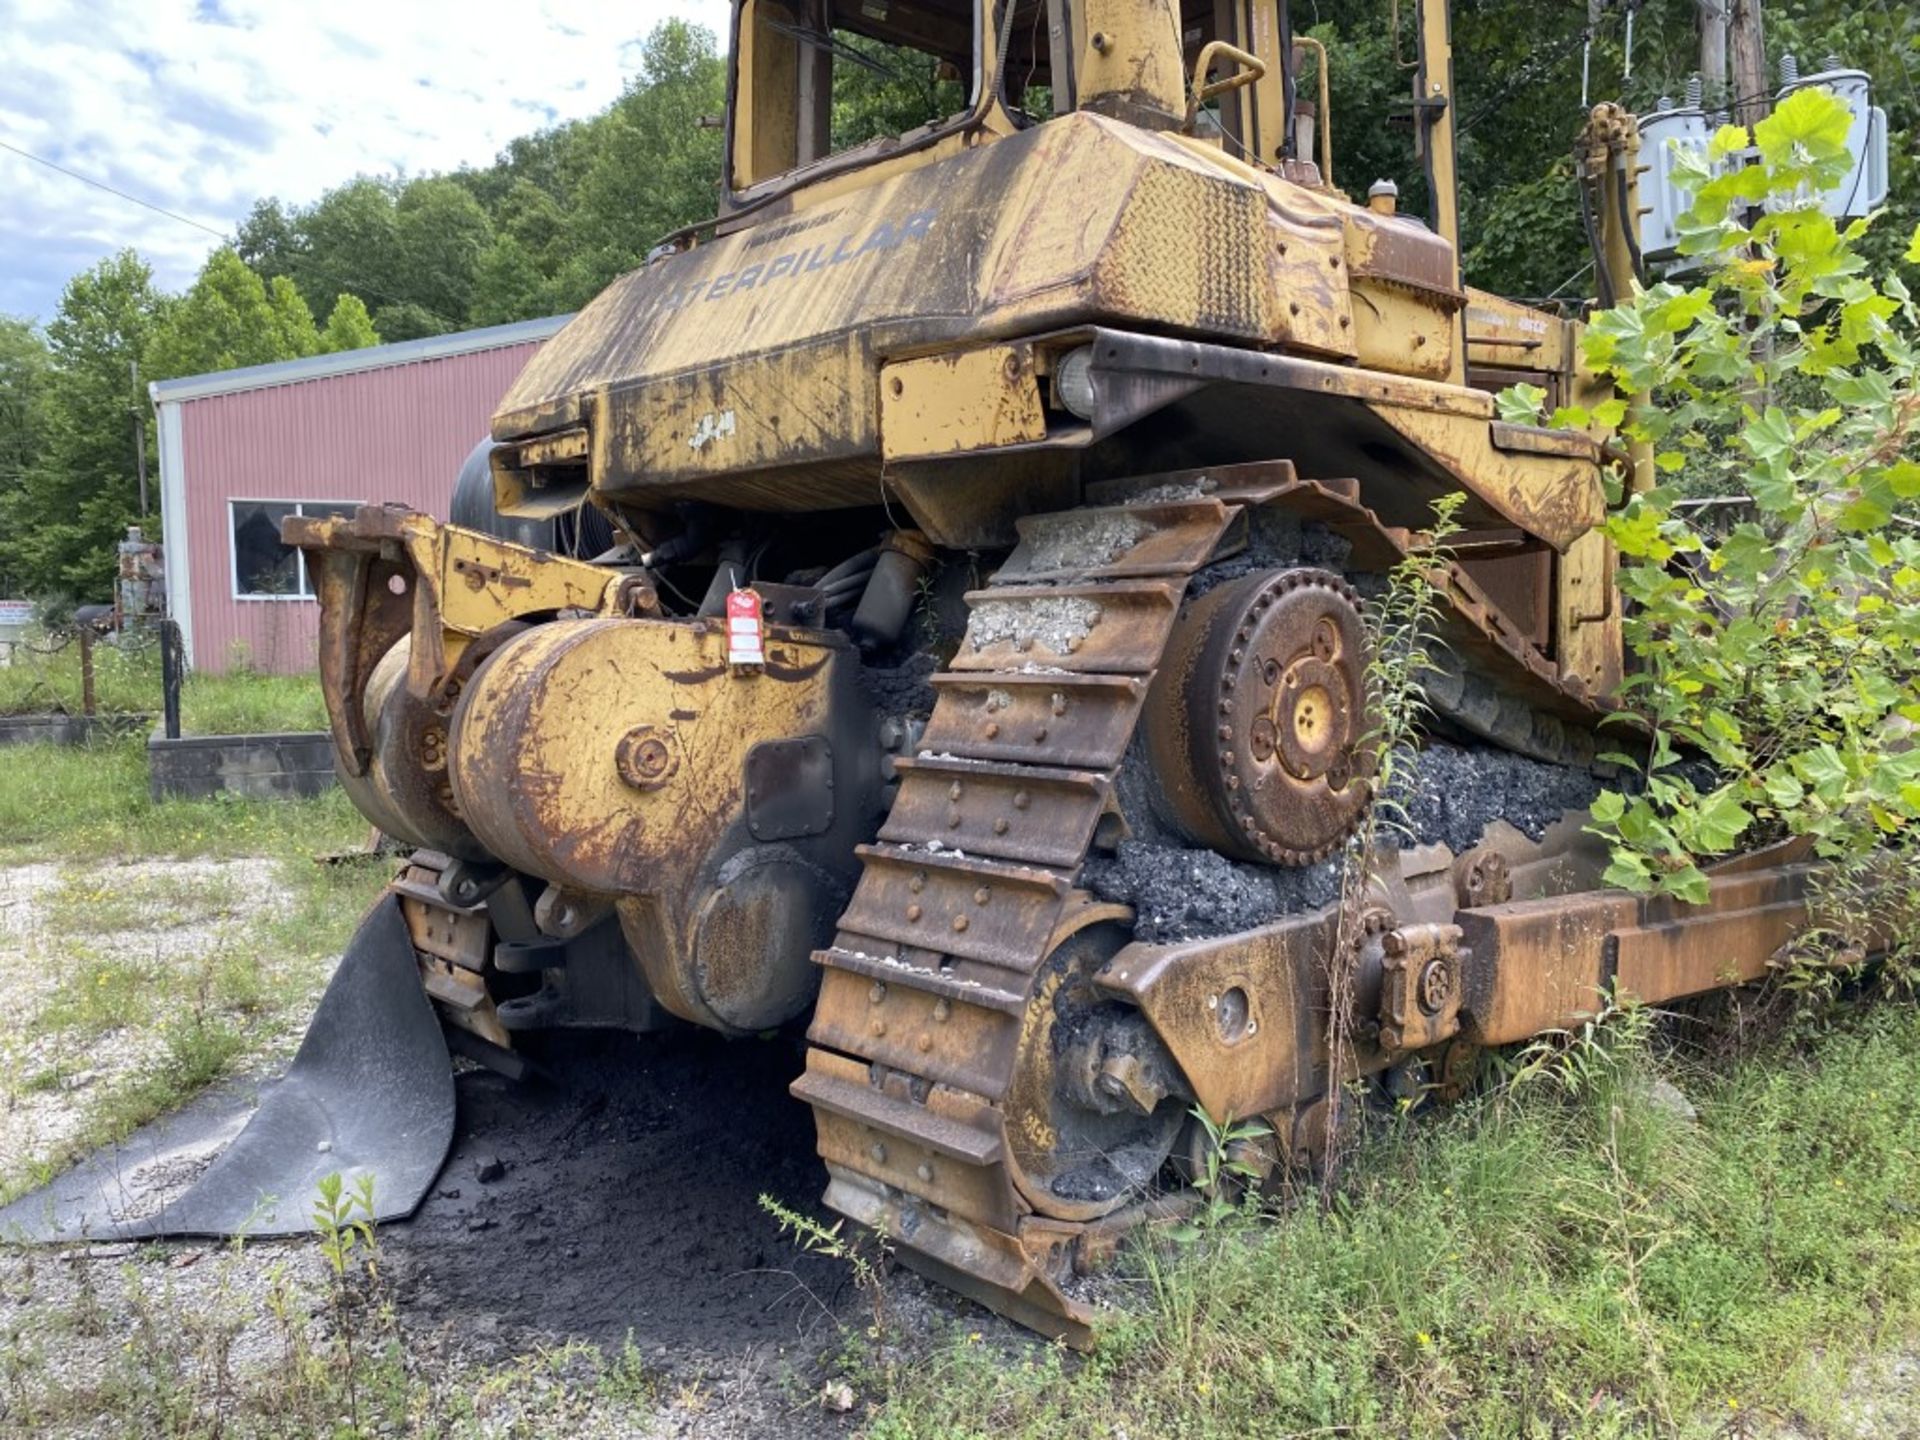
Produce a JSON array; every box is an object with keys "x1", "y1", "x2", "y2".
[{"x1": 725, "y1": 587, "x2": 766, "y2": 666}]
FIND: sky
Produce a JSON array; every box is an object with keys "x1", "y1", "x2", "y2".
[{"x1": 0, "y1": 0, "x2": 734, "y2": 322}]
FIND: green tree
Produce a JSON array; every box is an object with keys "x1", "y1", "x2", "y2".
[
  {"x1": 562, "y1": 20, "x2": 726, "y2": 299},
  {"x1": 143, "y1": 247, "x2": 319, "y2": 381},
  {"x1": 390, "y1": 177, "x2": 493, "y2": 334},
  {"x1": 1522, "y1": 88, "x2": 1920, "y2": 915},
  {"x1": 469, "y1": 175, "x2": 579, "y2": 324},
  {"x1": 267, "y1": 275, "x2": 320, "y2": 358},
  {"x1": 829, "y1": 35, "x2": 967, "y2": 153},
  {"x1": 234, "y1": 196, "x2": 303, "y2": 281},
  {"x1": 0, "y1": 251, "x2": 164, "y2": 598},
  {"x1": 469, "y1": 231, "x2": 556, "y2": 326},
  {"x1": 319, "y1": 293, "x2": 381, "y2": 352},
  {"x1": 455, "y1": 120, "x2": 598, "y2": 215},
  {"x1": 1767, "y1": 3, "x2": 1920, "y2": 274},
  {"x1": 288, "y1": 177, "x2": 411, "y2": 331},
  {"x1": 0, "y1": 318, "x2": 52, "y2": 595}
]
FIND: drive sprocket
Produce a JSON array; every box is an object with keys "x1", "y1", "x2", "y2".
[{"x1": 1144, "y1": 567, "x2": 1373, "y2": 866}]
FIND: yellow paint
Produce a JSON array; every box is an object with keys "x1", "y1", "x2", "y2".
[
  {"x1": 1555, "y1": 527, "x2": 1622, "y2": 695},
  {"x1": 1370, "y1": 403, "x2": 1605, "y2": 553},
  {"x1": 1077, "y1": 0, "x2": 1186, "y2": 128},
  {"x1": 448, "y1": 616, "x2": 850, "y2": 1030},
  {"x1": 880, "y1": 345, "x2": 1049, "y2": 460},
  {"x1": 290, "y1": 508, "x2": 623, "y2": 712},
  {"x1": 1350, "y1": 281, "x2": 1455, "y2": 381}
]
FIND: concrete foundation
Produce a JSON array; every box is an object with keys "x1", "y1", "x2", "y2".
[
  {"x1": 0, "y1": 713, "x2": 151, "y2": 747},
  {"x1": 147, "y1": 730, "x2": 336, "y2": 801}
]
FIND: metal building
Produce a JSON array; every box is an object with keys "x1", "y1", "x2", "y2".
[{"x1": 150, "y1": 315, "x2": 568, "y2": 674}]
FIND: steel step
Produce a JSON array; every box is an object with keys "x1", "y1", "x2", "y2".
[
  {"x1": 921, "y1": 671, "x2": 1147, "y2": 771},
  {"x1": 992, "y1": 499, "x2": 1236, "y2": 585}
]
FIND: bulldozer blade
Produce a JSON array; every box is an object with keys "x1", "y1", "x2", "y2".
[{"x1": 0, "y1": 893, "x2": 455, "y2": 1242}]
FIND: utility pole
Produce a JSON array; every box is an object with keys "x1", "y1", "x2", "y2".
[
  {"x1": 1699, "y1": 0, "x2": 1729, "y2": 109},
  {"x1": 129, "y1": 359, "x2": 148, "y2": 518},
  {"x1": 1730, "y1": 0, "x2": 1768, "y2": 128}
]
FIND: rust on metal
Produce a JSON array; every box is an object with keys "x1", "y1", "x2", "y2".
[
  {"x1": 954, "y1": 579, "x2": 1181, "y2": 675},
  {"x1": 1143, "y1": 566, "x2": 1373, "y2": 867},
  {"x1": 1377, "y1": 922, "x2": 1466, "y2": 1054},
  {"x1": 260, "y1": 21, "x2": 1888, "y2": 1356},
  {"x1": 1097, "y1": 911, "x2": 1332, "y2": 1123},
  {"x1": 880, "y1": 757, "x2": 1110, "y2": 868}
]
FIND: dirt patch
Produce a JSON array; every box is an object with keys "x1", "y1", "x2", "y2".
[
  {"x1": 389, "y1": 1030, "x2": 856, "y2": 1356},
  {"x1": 0, "y1": 950, "x2": 998, "y2": 1435}
]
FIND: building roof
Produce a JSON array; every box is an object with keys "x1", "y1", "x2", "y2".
[{"x1": 147, "y1": 313, "x2": 574, "y2": 406}]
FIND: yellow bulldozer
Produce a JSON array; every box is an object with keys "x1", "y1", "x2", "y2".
[{"x1": 9, "y1": 0, "x2": 1855, "y2": 1345}]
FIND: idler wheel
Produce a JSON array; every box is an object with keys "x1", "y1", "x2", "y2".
[
  {"x1": 1003, "y1": 924, "x2": 1186, "y2": 1222},
  {"x1": 1144, "y1": 568, "x2": 1373, "y2": 866}
]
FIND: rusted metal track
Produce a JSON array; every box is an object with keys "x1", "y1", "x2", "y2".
[
  {"x1": 393, "y1": 851, "x2": 518, "y2": 1059},
  {"x1": 794, "y1": 484, "x2": 1241, "y2": 1342},
  {"x1": 795, "y1": 461, "x2": 1618, "y2": 1341}
]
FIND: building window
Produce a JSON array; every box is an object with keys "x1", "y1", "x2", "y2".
[{"x1": 230, "y1": 500, "x2": 359, "y2": 599}]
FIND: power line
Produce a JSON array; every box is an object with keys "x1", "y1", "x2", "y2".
[
  {"x1": 0, "y1": 137, "x2": 232, "y2": 241},
  {"x1": 0, "y1": 134, "x2": 463, "y2": 331}
]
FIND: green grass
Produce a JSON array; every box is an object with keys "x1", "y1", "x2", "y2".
[
  {"x1": 180, "y1": 669, "x2": 329, "y2": 734},
  {"x1": 0, "y1": 1248, "x2": 667, "y2": 1438},
  {"x1": 867, "y1": 1005, "x2": 1920, "y2": 1439},
  {"x1": 0, "y1": 629, "x2": 159, "y2": 718},
  {"x1": 0, "y1": 629, "x2": 328, "y2": 733},
  {"x1": 40, "y1": 864, "x2": 249, "y2": 934},
  {"x1": 0, "y1": 721, "x2": 388, "y2": 1202},
  {"x1": 0, "y1": 736, "x2": 367, "y2": 864}
]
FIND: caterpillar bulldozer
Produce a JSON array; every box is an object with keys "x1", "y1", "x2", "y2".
[{"x1": 8, "y1": 0, "x2": 1861, "y2": 1345}]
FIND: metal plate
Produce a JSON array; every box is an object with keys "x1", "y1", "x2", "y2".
[{"x1": 744, "y1": 735, "x2": 835, "y2": 841}]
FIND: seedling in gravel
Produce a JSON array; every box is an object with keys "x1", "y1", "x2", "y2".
[
  {"x1": 313, "y1": 1170, "x2": 378, "y2": 1283},
  {"x1": 313, "y1": 1170, "x2": 390, "y2": 1434},
  {"x1": 760, "y1": 1191, "x2": 891, "y2": 1340}
]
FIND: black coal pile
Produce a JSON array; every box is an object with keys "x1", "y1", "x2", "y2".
[
  {"x1": 1086, "y1": 740, "x2": 1601, "y2": 944},
  {"x1": 857, "y1": 649, "x2": 939, "y2": 718},
  {"x1": 1186, "y1": 510, "x2": 1352, "y2": 598},
  {"x1": 1084, "y1": 842, "x2": 1342, "y2": 945},
  {"x1": 1384, "y1": 740, "x2": 1603, "y2": 853}
]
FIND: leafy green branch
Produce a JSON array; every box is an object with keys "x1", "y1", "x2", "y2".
[{"x1": 1511, "y1": 87, "x2": 1920, "y2": 909}]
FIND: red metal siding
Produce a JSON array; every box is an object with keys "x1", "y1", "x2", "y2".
[{"x1": 181, "y1": 343, "x2": 540, "y2": 673}]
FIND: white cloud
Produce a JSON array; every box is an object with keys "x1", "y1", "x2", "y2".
[{"x1": 0, "y1": 0, "x2": 734, "y2": 321}]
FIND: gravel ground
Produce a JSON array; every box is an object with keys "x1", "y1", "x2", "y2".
[
  {"x1": 0, "y1": 859, "x2": 284, "y2": 1185},
  {"x1": 1759, "y1": 1349, "x2": 1920, "y2": 1438},
  {"x1": 0, "y1": 857, "x2": 1003, "y2": 1438},
  {"x1": 6, "y1": 853, "x2": 1915, "y2": 1438}
]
